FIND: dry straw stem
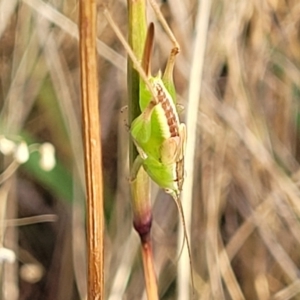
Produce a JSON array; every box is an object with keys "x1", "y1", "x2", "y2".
[
  {"x1": 177, "y1": 0, "x2": 212, "y2": 298},
  {"x1": 79, "y1": 0, "x2": 104, "y2": 299}
]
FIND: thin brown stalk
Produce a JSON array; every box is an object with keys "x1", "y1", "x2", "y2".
[
  {"x1": 141, "y1": 241, "x2": 158, "y2": 300},
  {"x1": 79, "y1": 0, "x2": 104, "y2": 299}
]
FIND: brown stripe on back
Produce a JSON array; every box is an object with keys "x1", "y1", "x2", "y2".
[
  {"x1": 154, "y1": 82, "x2": 184, "y2": 192},
  {"x1": 154, "y1": 83, "x2": 179, "y2": 137}
]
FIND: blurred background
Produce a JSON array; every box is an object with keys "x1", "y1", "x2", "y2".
[{"x1": 1, "y1": 0, "x2": 300, "y2": 299}]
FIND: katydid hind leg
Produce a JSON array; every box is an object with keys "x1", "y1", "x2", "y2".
[
  {"x1": 162, "y1": 47, "x2": 178, "y2": 100},
  {"x1": 160, "y1": 136, "x2": 181, "y2": 164},
  {"x1": 148, "y1": 0, "x2": 180, "y2": 53},
  {"x1": 148, "y1": 0, "x2": 180, "y2": 98},
  {"x1": 160, "y1": 123, "x2": 186, "y2": 164},
  {"x1": 179, "y1": 123, "x2": 187, "y2": 159}
]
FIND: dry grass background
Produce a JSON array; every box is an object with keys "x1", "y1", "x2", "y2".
[{"x1": 1, "y1": 0, "x2": 300, "y2": 299}]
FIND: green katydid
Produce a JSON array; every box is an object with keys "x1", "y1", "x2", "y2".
[
  {"x1": 130, "y1": 22, "x2": 186, "y2": 198},
  {"x1": 104, "y1": 5, "x2": 194, "y2": 291}
]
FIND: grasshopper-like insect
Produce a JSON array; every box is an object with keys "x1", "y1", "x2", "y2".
[
  {"x1": 130, "y1": 23, "x2": 186, "y2": 201},
  {"x1": 104, "y1": 3, "x2": 193, "y2": 290}
]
